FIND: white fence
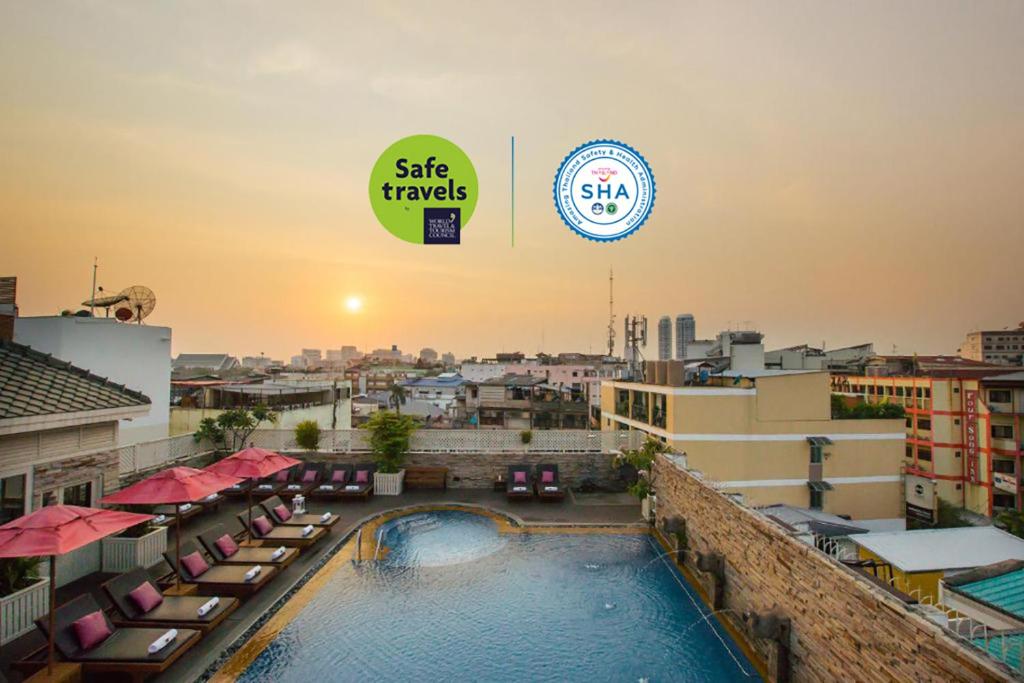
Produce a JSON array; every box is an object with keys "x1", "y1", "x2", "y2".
[{"x1": 116, "y1": 429, "x2": 641, "y2": 475}]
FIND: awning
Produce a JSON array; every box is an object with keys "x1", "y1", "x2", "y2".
[
  {"x1": 806, "y1": 436, "x2": 833, "y2": 446},
  {"x1": 807, "y1": 481, "x2": 834, "y2": 492}
]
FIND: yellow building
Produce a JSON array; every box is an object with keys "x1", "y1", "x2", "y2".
[
  {"x1": 601, "y1": 368, "x2": 905, "y2": 519},
  {"x1": 832, "y1": 365, "x2": 1024, "y2": 518}
]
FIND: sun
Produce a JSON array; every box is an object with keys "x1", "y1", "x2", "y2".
[{"x1": 344, "y1": 295, "x2": 363, "y2": 313}]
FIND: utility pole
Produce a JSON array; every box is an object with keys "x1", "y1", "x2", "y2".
[
  {"x1": 607, "y1": 268, "x2": 616, "y2": 358},
  {"x1": 89, "y1": 257, "x2": 98, "y2": 317}
]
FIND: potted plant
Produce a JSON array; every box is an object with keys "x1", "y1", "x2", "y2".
[
  {"x1": 364, "y1": 410, "x2": 417, "y2": 495},
  {"x1": 617, "y1": 437, "x2": 668, "y2": 522},
  {"x1": 0, "y1": 556, "x2": 48, "y2": 645},
  {"x1": 295, "y1": 420, "x2": 321, "y2": 452},
  {"x1": 520, "y1": 429, "x2": 533, "y2": 446},
  {"x1": 101, "y1": 520, "x2": 168, "y2": 573}
]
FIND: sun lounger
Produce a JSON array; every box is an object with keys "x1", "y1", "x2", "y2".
[
  {"x1": 162, "y1": 540, "x2": 279, "y2": 597},
  {"x1": 310, "y1": 464, "x2": 354, "y2": 498},
  {"x1": 220, "y1": 478, "x2": 253, "y2": 498},
  {"x1": 236, "y1": 510, "x2": 327, "y2": 548},
  {"x1": 506, "y1": 465, "x2": 534, "y2": 501},
  {"x1": 250, "y1": 467, "x2": 296, "y2": 498},
  {"x1": 102, "y1": 568, "x2": 238, "y2": 634},
  {"x1": 278, "y1": 463, "x2": 321, "y2": 498},
  {"x1": 536, "y1": 463, "x2": 566, "y2": 501},
  {"x1": 336, "y1": 464, "x2": 375, "y2": 500},
  {"x1": 35, "y1": 593, "x2": 201, "y2": 683},
  {"x1": 197, "y1": 523, "x2": 300, "y2": 568},
  {"x1": 150, "y1": 502, "x2": 202, "y2": 527},
  {"x1": 259, "y1": 495, "x2": 339, "y2": 528}
]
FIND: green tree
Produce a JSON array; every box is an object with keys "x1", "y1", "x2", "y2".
[
  {"x1": 997, "y1": 509, "x2": 1024, "y2": 538},
  {"x1": 388, "y1": 384, "x2": 407, "y2": 415},
  {"x1": 294, "y1": 420, "x2": 321, "y2": 451},
  {"x1": 194, "y1": 405, "x2": 278, "y2": 451},
  {"x1": 0, "y1": 556, "x2": 41, "y2": 596},
  {"x1": 617, "y1": 437, "x2": 669, "y2": 500},
  {"x1": 364, "y1": 410, "x2": 417, "y2": 473},
  {"x1": 831, "y1": 395, "x2": 905, "y2": 420}
]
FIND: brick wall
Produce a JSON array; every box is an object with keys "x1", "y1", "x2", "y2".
[{"x1": 653, "y1": 453, "x2": 1013, "y2": 682}]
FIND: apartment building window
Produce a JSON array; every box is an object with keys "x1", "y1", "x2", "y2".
[
  {"x1": 0, "y1": 474, "x2": 27, "y2": 524},
  {"x1": 917, "y1": 447, "x2": 932, "y2": 462},
  {"x1": 807, "y1": 481, "x2": 831, "y2": 510},
  {"x1": 918, "y1": 418, "x2": 931, "y2": 431},
  {"x1": 809, "y1": 489, "x2": 823, "y2": 510},
  {"x1": 995, "y1": 494, "x2": 1016, "y2": 509},
  {"x1": 905, "y1": 417, "x2": 912, "y2": 429},
  {"x1": 62, "y1": 481, "x2": 93, "y2": 507},
  {"x1": 905, "y1": 445, "x2": 914, "y2": 460},
  {"x1": 993, "y1": 459, "x2": 1015, "y2": 475},
  {"x1": 807, "y1": 436, "x2": 831, "y2": 464},
  {"x1": 989, "y1": 389, "x2": 1012, "y2": 404},
  {"x1": 992, "y1": 425, "x2": 1015, "y2": 440}
]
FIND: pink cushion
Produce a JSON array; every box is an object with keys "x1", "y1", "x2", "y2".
[
  {"x1": 128, "y1": 582, "x2": 163, "y2": 614},
  {"x1": 302, "y1": 470, "x2": 317, "y2": 482},
  {"x1": 181, "y1": 551, "x2": 210, "y2": 578},
  {"x1": 355, "y1": 470, "x2": 369, "y2": 484},
  {"x1": 253, "y1": 515, "x2": 273, "y2": 535},
  {"x1": 273, "y1": 504, "x2": 292, "y2": 522},
  {"x1": 275, "y1": 470, "x2": 290, "y2": 482},
  {"x1": 513, "y1": 471, "x2": 527, "y2": 484},
  {"x1": 541, "y1": 470, "x2": 554, "y2": 484},
  {"x1": 331, "y1": 469, "x2": 348, "y2": 483},
  {"x1": 73, "y1": 610, "x2": 112, "y2": 651},
  {"x1": 214, "y1": 533, "x2": 239, "y2": 558}
]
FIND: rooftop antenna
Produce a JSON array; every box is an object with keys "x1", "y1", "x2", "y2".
[
  {"x1": 113, "y1": 285, "x2": 157, "y2": 324},
  {"x1": 607, "y1": 268, "x2": 616, "y2": 357},
  {"x1": 89, "y1": 258, "x2": 98, "y2": 317}
]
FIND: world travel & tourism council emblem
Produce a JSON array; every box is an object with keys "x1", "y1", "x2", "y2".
[
  {"x1": 369, "y1": 134, "x2": 478, "y2": 244},
  {"x1": 553, "y1": 139, "x2": 655, "y2": 242}
]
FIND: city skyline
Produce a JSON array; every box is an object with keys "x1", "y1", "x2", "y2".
[{"x1": 2, "y1": 2, "x2": 1022, "y2": 360}]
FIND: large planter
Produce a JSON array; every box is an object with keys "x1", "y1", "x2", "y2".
[
  {"x1": 101, "y1": 526, "x2": 168, "y2": 573},
  {"x1": 641, "y1": 494, "x2": 656, "y2": 522},
  {"x1": 374, "y1": 469, "x2": 406, "y2": 496},
  {"x1": 1, "y1": 577, "x2": 49, "y2": 645}
]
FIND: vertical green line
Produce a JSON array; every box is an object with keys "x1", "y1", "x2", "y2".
[{"x1": 511, "y1": 135, "x2": 515, "y2": 248}]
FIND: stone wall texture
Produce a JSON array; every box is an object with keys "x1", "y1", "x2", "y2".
[
  {"x1": 653, "y1": 454, "x2": 1014, "y2": 682},
  {"x1": 33, "y1": 450, "x2": 120, "y2": 507}
]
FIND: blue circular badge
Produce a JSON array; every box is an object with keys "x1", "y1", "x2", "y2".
[{"x1": 553, "y1": 139, "x2": 655, "y2": 242}]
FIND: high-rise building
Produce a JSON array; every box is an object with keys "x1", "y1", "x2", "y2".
[
  {"x1": 960, "y1": 324, "x2": 1024, "y2": 366},
  {"x1": 300, "y1": 348, "x2": 322, "y2": 368},
  {"x1": 674, "y1": 314, "x2": 695, "y2": 359},
  {"x1": 657, "y1": 316, "x2": 672, "y2": 361}
]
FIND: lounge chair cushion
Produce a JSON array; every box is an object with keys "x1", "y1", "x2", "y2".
[
  {"x1": 274, "y1": 504, "x2": 292, "y2": 522},
  {"x1": 276, "y1": 470, "x2": 290, "y2": 481},
  {"x1": 253, "y1": 515, "x2": 273, "y2": 535},
  {"x1": 331, "y1": 470, "x2": 348, "y2": 483},
  {"x1": 514, "y1": 471, "x2": 527, "y2": 484},
  {"x1": 214, "y1": 534, "x2": 239, "y2": 558},
  {"x1": 355, "y1": 469, "x2": 369, "y2": 483},
  {"x1": 128, "y1": 582, "x2": 164, "y2": 614},
  {"x1": 73, "y1": 610, "x2": 112, "y2": 651},
  {"x1": 181, "y1": 551, "x2": 210, "y2": 578},
  {"x1": 302, "y1": 470, "x2": 317, "y2": 482},
  {"x1": 541, "y1": 470, "x2": 554, "y2": 484}
]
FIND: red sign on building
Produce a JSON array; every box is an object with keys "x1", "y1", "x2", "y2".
[{"x1": 965, "y1": 389, "x2": 980, "y2": 484}]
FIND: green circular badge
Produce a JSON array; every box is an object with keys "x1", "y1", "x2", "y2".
[{"x1": 369, "y1": 134, "x2": 478, "y2": 244}]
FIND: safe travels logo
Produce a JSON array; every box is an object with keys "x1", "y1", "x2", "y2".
[
  {"x1": 553, "y1": 139, "x2": 655, "y2": 242},
  {"x1": 369, "y1": 134, "x2": 478, "y2": 244}
]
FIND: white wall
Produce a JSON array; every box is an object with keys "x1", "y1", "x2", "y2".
[{"x1": 15, "y1": 317, "x2": 171, "y2": 444}]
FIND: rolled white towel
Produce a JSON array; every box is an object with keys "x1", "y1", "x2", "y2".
[
  {"x1": 287, "y1": 484, "x2": 300, "y2": 490},
  {"x1": 148, "y1": 629, "x2": 178, "y2": 654},
  {"x1": 301, "y1": 524, "x2": 314, "y2": 537},
  {"x1": 244, "y1": 565, "x2": 262, "y2": 582},
  {"x1": 179, "y1": 503, "x2": 192, "y2": 512},
  {"x1": 512, "y1": 486, "x2": 527, "y2": 492},
  {"x1": 318, "y1": 484, "x2": 333, "y2": 490},
  {"x1": 205, "y1": 493, "x2": 219, "y2": 501},
  {"x1": 544, "y1": 486, "x2": 558, "y2": 492},
  {"x1": 320, "y1": 512, "x2": 332, "y2": 523},
  {"x1": 258, "y1": 484, "x2": 272, "y2": 490},
  {"x1": 270, "y1": 546, "x2": 286, "y2": 560},
  {"x1": 197, "y1": 597, "x2": 220, "y2": 617},
  {"x1": 344, "y1": 485, "x2": 360, "y2": 491},
  {"x1": 153, "y1": 514, "x2": 167, "y2": 524}
]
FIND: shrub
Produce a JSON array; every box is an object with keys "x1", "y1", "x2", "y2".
[
  {"x1": 295, "y1": 420, "x2": 321, "y2": 451},
  {"x1": 0, "y1": 556, "x2": 42, "y2": 596},
  {"x1": 364, "y1": 410, "x2": 418, "y2": 474},
  {"x1": 520, "y1": 429, "x2": 533, "y2": 445}
]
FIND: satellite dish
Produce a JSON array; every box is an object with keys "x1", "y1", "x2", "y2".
[{"x1": 113, "y1": 285, "x2": 156, "y2": 324}]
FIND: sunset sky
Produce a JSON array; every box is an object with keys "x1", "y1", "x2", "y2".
[{"x1": 1, "y1": 2, "x2": 1022, "y2": 360}]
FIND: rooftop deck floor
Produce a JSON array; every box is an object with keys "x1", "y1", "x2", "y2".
[{"x1": 2, "y1": 489, "x2": 642, "y2": 682}]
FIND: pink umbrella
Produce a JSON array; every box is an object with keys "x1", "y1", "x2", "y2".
[
  {"x1": 101, "y1": 466, "x2": 242, "y2": 589},
  {"x1": 205, "y1": 446, "x2": 301, "y2": 542},
  {"x1": 0, "y1": 505, "x2": 153, "y2": 675}
]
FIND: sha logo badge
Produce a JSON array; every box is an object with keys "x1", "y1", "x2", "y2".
[{"x1": 553, "y1": 139, "x2": 655, "y2": 242}]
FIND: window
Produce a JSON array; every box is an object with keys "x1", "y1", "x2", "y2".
[
  {"x1": 989, "y1": 389, "x2": 1012, "y2": 404},
  {"x1": 809, "y1": 489, "x2": 823, "y2": 510},
  {"x1": 994, "y1": 493, "x2": 1016, "y2": 510},
  {"x1": 62, "y1": 482, "x2": 93, "y2": 507},
  {"x1": 917, "y1": 418, "x2": 931, "y2": 431},
  {"x1": 810, "y1": 445, "x2": 823, "y2": 464},
  {"x1": 918, "y1": 447, "x2": 932, "y2": 462},
  {"x1": 993, "y1": 459, "x2": 1015, "y2": 474},
  {"x1": 905, "y1": 445, "x2": 914, "y2": 460},
  {"x1": 0, "y1": 474, "x2": 27, "y2": 524},
  {"x1": 992, "y1": 425, "x2": 1015, "y2": 440}
]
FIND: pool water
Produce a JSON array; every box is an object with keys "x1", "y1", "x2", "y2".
[{"x1": 238, "y1": 511, "x2": 761, "y2": 682}]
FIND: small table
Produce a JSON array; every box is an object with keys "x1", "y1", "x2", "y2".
[{"x1": 25, "y1": 661, "x2": 81, "y2": 683}]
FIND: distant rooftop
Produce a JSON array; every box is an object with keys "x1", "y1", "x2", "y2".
[
  {"x1": 0, "y1": 339, "x2": 150, "y2": 419},
  {"x1": 172, "y1": 353, "x2": 239, "y2": 371},
  {"x1": 945, "y1": 560, "x2": 1024, "y2": 620},
  {"x1": 479, "y1": 374, "x2": 546, "y2": 387},
  {"x1": 851, "y1": 527, "x2": 1024, "y2": 573},
  {"x1": 401, "y1": 374, "x2": 466, "y2": 388}
]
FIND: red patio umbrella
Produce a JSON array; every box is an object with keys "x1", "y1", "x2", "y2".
[
  {"x1": 100, "y1": 466, "x2": 242, "y2": 590},
  {"x1": 0, "y1": 505, "x2": 153, "y2": 676},
  {"x1": 205, "y1": 446, "x2": 301, "y2": 542}
]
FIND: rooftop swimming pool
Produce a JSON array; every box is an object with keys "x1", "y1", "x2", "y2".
[{"x1": 234, "y1": 510, "x2": 761, "y2": 682}]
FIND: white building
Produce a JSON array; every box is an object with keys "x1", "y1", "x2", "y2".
[
  {"x1": 15, "y1": 316, "x2": 171, "y2": 444},
  {"x1": 657, "y1": 316, "x2": 672, "y2": 361}
]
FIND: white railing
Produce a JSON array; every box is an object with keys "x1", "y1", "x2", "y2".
[
  {"x1": 114, "y1": 429, "x2": 641, "y2": 476},
  {"x1": 248, "y1": 429, "x2": 640, "y2": 454}
]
